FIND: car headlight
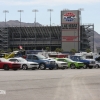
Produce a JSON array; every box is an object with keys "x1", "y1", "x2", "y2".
[
  {"x1": 89, "y1": 61, "x2": 92, "y2": 64},
  {"x1": 90, "y1": 61, "x2": 95, "y2": 64},
  {"x1": 45, "y1": 61, "x2": 50, "y2": 64}
]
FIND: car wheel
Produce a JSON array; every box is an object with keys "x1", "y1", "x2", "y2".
[
  {"x1": 55, "y1": 64, "x2": 59, "y2": 69},
  {"x1": 95, "y1": 64, "x2": 99, "y2": 69},
  {"x1": 22, "y1": 64, "x2": 28, "y2": 70},
  {"x1": 83, "y1": 64, "x2": 87, "y2": 69},
  {"x1": 70, "y1": 64, "x2": 76, "y2": 69},
  {"x1": 39, "y1": 63, "x2": 46, "y2": 70},
  {"x1": 4, "y1": 64, "x2": 9, "y2": 70}
]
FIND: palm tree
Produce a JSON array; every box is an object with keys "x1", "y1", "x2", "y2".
[
  {"x1": 70, "y1": 48, "x2": 76, "y2": 55},
  {"x1": 85, "y1": 49, "x2": 91, "y2": 53},
  {"x1": 46, "y1": 47, "x2": 50, "y2": 52}
]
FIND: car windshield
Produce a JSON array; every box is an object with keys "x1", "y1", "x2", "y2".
[
  {"x1": 48, "y1": 58, "x2": 56, "y2": 61},
  {"x1": 37, "y1": 55, "x2": 46, "y2": 59},
  {"x1": 18, "y1": 58, "x2": 27, "y2": 62},
  {"x1": 0, "y1": 58, "x2": 9, "y2": 62},
  {"x1": 66, "y1": 58, "x2": 74, "y2": 62},
  {"x1": 80, "y1": 56, "x2": 86, "y2": 60}
]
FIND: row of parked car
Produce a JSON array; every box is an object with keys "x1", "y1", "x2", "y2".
[{"x1": 0, "y1": 53, "x2": 99, "y2": 70}]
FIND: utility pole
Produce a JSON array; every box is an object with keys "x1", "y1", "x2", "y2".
[
  {"x1": 47, "y1": 9, "x2": 53, "y2": 51},
  {"x1": 32, "y1": 9, "x2": 38, "y2": 49},
  {"x1": 3, "y1": 10, "x2": 9, "y2": 27},
  {"x1": 18, "y1": 10, "x2": 23, "y2": 49}
]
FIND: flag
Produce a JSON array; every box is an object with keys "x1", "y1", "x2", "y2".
[{"x1": 19, "y1": 46, "x2": 23, "y2": 49}]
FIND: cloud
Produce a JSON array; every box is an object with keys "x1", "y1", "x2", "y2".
[{"x1": 0, "y1": 0, "x2": 99, "y2": 6}]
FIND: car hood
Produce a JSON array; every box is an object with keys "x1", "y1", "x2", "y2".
[
  {"x1": 70, "y1": 61, "x2": 83, "y2": 63},
  {"x1": 85, "y1": 59, "x2": 95, "y2": 61},
  {"x1": 27, "y1": 61, "x2": 38, "y2": 64},
  {"x1": 42, "y1": 59, "x2": 55, "y2": 62},
  {"x1": 56, "y1": 61, "x2": 67, "y2": 64},
  {"x1": 2, "y1": 61, "x2": 18, "y2": 64}
]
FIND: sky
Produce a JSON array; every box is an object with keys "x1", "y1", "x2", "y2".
[{"x1": 0, "y1": 0, "x2": 100, "y2": 33}]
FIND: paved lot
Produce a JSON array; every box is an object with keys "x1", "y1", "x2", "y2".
[{"x1": 0, "y1": 69, "x2": 100, "y2": 100}]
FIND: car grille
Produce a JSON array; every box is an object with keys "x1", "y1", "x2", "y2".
[
  {"x1": 61, "y1": 63, "x2": 67, "y2": 65},
  {"x1": 78, "y1": 63, "x2": 84, "y2": 66},
  {"x1": 91, "y1": 61, "x2": 95, "y2": 64},
  {"x1": 50, "y1": 61, "x2": 55, "y2": 64},
  {"x1": 30, "y1": 64, "x2": 38, "y2": 65}
]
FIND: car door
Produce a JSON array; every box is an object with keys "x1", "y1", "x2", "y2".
[
  {"x1": 74, "y1": 56, "x2": 80, "y2": 62},
  {"x1": 27, "y1": 55, "x2": 33, "y2": 62},
  {"x1": 0, "y1": 60, "x2": 4, "y2": 69},
  {"x1": 57, "y1": 59, "x2": 65, "y2": 62},
  {"x1": 32, "y1": 55, "x2": 39, "y2": 63},
  {"x1": 70, "y1": 56, "x2": 75, "y2": 61},
  {"x1": 9, "y1": 59, "x2": 17, "y2": 62}
]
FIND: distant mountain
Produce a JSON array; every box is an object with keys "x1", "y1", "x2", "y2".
[
  {"x1": 0, "y1": 20, "x2": 42, "y2": 27},
  {"x1": 0, "y1": 20, "x2": 100, "y2": 52},
  {"x1": 94, "y1": 31, "x2": 100, "y2": 52}
]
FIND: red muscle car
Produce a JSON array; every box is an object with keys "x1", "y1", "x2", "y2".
[{"x1": 0, "y1": 58, "x2": 21, "y2": 70}]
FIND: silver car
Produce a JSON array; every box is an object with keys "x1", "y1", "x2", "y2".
[
  {"x1": 48, "y1": 58, "x2": 68, "y2": 69},
  {"x1": 8, "y1": 57, "x2": 39, "y2": 70}
]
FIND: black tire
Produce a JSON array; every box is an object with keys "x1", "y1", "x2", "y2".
[
  {"x1": 83, "y1": 64, "x2": 87, "y2": 69},
  {"x1": 55, "y1": 64, "x2": 59, "y2": 69},
  {"x1": 4, "y1": 64, "x2": 9, "y2": 70},
  {"x1": 70, "y1": 63, "x2": 76, "y2": 69},
  {"x1": 22, "y1": 64, "x2": 28, "y2": 70},
  {"x1": 39, "y1": 63, "x2": 46, "y2": 70},
  {"x1": 95, "y1": 64, "x2": 99, "y2": 69}
]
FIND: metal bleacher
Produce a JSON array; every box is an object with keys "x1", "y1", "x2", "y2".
[
  {"x1": 0, "y1": 27, "x2": 8, "y2": 51},
  {"x1": 80, "y1": 24, "x2": 94, "y2": 52},
  {"x1": 8, "y1": 26, "x2": 61, "y2": 50}
]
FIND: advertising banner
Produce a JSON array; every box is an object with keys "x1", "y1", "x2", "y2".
[{"x1": 61, "y1": 10, "x2": 80, "y2": 52}]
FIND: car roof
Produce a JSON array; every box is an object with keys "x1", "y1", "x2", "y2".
[
  {"x1": 56, "y1": 58, "x2": 66, "y2": 59},
  {"x1": 9, "y1": 57, "x2": 24, "y2": 59},
  {"x1": 71, "y1": 55, "x2": 81, "y2": 56}
]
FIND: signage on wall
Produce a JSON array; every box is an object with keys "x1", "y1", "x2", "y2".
[
  {"x1": 62, "y1": 36, "x2": 78, "y2": 42},
  {"x1": 62, "y1": 23, "x2": 78, "y2": 29},
  {"x1": 63, "y1": 12, "x2": 77, "y2": 22}
]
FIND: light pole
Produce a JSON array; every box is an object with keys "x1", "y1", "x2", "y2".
[
  {"x1": 79, "y1": 8, "x2": 84, "y2": 25},
  {"x1": 47, "y1": 9, "x2": 53, "y2": 26},
  {"x1": 18, "y1": 10, "x2": 23, "y2": 49},
  {"x1": 79, "y1": 8, "x2": 84, "y2": 51},
  {"x1": 32, "y1": 9, "x2": 38, "y2": 27},
  {"x1": 18, "y1": 10, "x2": 23, "y2": 27},
  {"x1": 32, "y1": 9, "x2": 38, "y2": 49},
  {"x1": 47, "y1": 9, "x2": 53, "y2": 51},
  {"x1": 3, "y1": 10, "x2": 9, "y2": 27},
  {"x1": 3, "y1": 10, "x2": 9, "y2": 52}
]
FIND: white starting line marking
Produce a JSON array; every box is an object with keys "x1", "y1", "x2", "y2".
[{"x1": 0, "y1": 90, "x2": 6, "y2": 94}]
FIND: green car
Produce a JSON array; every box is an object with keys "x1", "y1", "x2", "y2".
[{"x1": 56, "y1": 58, "x2": 84, "y2": 69}]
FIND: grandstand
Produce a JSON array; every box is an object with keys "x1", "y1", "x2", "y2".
[
  {"x1": 0, "y1": 10, "x2": 94, "y2": 52},
  {"x1": 9, "y1": 26, "x2": 61, "y2": 51},
  {"x1": 0, "y1": 24, "x2": 94, "y2": 52}
]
